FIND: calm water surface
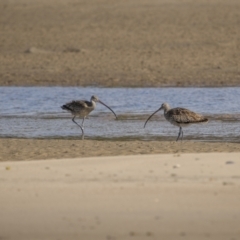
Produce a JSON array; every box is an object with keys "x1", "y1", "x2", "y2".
[{"x1": 0, "y1": 87, "x2": 240, "y2": 142}]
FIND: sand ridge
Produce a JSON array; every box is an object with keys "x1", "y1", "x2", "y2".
[
  {"x1": 0, "y1": 138, "x2": 239, "y2": 161},
  {"x1": 1, "y1": 0, "x2": 240, "y2": 87}
]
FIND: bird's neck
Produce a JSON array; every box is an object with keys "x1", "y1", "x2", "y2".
[
  {"x1": 163, "y1": 108, "x2": 169, "y2": 114},
  {"x1": 91, "y1": 100, "x2": 96, "y2": 108}
]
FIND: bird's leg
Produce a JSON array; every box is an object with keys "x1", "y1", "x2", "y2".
[
  {"x1": 81, "y1": 117, "x2": 85, "y2": 128},
  {"x1": 176, "y1": 127, "x2": 182, "y2": 142},
  {"x1": 72, "y1": 116, "x2": 85, "y2": 140},
  {"x1": 181, "y1": 128, "x2": 184, "y2": 141}
]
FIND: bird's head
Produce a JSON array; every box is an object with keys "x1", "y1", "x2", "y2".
[
  {"x1": 90, "y1": 95, "x2": 118, "y2": 119},
  {"x1": 91, "y1": 95, "x2": 99, "y2": 102},
  {"x1": 159, "y1": 102, "x2": 170, "y2": 111}
]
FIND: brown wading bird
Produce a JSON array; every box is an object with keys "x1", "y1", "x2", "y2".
[
  {"x1": 144, "y1": 103, "x2": 208, "y2": 141},
  {"x1": 61, "y1": 95, "x2": 117, "y2": 140}
]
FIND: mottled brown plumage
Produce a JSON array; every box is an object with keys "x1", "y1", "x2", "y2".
[
  {"x1": 144, "y1": 103, "x2": 208, "y2": 141},
  {"x1": 62, "y1": 100, "x2": 96, "y2": 118},
  {"x1": 61, "y1": 95, "x2": 117, "y2": 140}
]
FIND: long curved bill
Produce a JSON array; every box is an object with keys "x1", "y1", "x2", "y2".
[
  {"x1": 99, "y1": 100, "x2": 118, "y2": 120},
  {"x1": 144, "y1": 107, "x2": 162, "y2": 128}
]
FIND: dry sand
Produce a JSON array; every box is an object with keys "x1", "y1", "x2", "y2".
[
  {"x1": 1, "y1": 0, "x2": 240, "y2": 87},
  {"x1": 1, "y1": 153, "x2": 240, "y2": 240},
  {"x1": 1, "y1": 1, "x2": 240, "y2": 239}
]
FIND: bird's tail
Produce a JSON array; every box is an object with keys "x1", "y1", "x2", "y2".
[
  {"x1": 61, "y1": 105, "x2": 72, "y2": 111},
  {"x1": 199, "y1": 117, "x2": 208, "y2": 123}
]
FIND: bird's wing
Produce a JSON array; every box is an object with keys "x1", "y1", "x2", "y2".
[
  {"x1": 65, "y1": 100, "x2": 89, "y2": 111},
  {"x1": 168, "y1": 108, "x2": 207, "y2": 124}
]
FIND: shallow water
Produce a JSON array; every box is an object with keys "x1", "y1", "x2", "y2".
[{"x1": 0, "y1": 87, "x2": 240, "y2": 142}]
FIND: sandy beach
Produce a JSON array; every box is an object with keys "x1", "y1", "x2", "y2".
[
  {"x1": 1, "y1": 0, "x2": 240, "y2": 87},
  {"x1": 1, "y1": 153, "x2": 240, "y2": 240},
  {"x1": 1, "y1": 0, "x2": 240, "y2": 239}
]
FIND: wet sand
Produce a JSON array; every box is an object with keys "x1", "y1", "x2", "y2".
[
  {"x1": 1, "y1": 153, "x2": 240, "y2": 240},
  {"x1": 1, "y1": 1, "x2": 240, "y2": 239},
  {"x1": 0, "y1": 138, "x2": 239, "y2": 161},
  {"x1": 1, "y1": 0, "x2": 240, "y2": 87}
]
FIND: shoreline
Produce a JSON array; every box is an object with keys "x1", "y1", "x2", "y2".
[
  {"x1": 1, "y1": 138, "x2": 239, "y2": 162},
  {"x1": 1, "y1": 1, "x2": 240, "y2": 239}
]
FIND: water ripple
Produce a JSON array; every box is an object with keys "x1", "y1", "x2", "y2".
[{"x1": 0, "y1": 87, "x2": 240, "y2": 141}]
